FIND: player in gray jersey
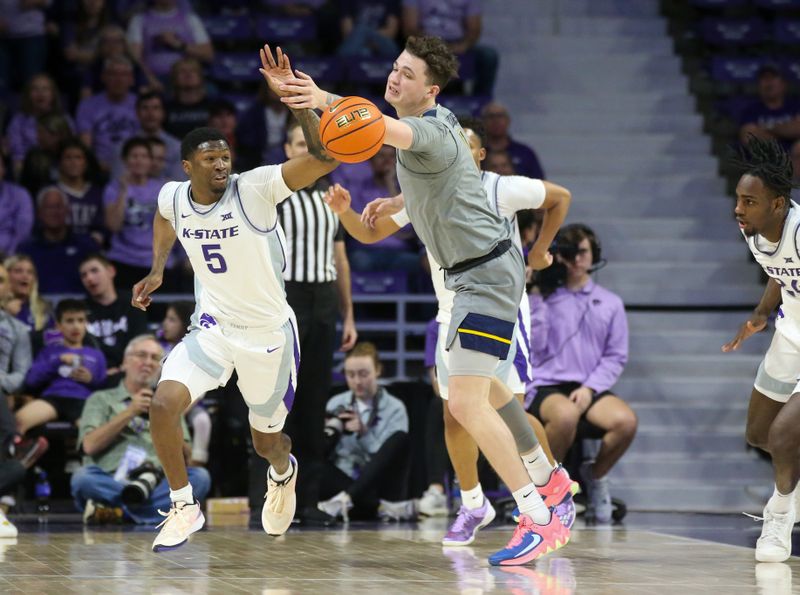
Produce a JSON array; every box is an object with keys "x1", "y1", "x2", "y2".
[
  {"x1": 264, "y1": 38, "x2": 568, "y2": 565},
  {"x1": 723, "y1": 137, "x2": 800, "y2": 562}
]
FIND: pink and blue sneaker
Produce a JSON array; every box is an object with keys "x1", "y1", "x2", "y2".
[
  {"x1": 442, "y1": 497, "x2": 496, "y2": 546},
  {"x1": 489, "y1": 512, "x2": 570, "y2": 566},
  {"x1": 512, "y1": 465, "x2": 580, "y2": 528}
]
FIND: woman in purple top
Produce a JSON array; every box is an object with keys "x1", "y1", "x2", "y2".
[
  {"x1": 103, "y1": 137, "x2": 162, "y2": 289},
  {"x1": 526, "y1": 224, "x2": 637, "y2": 524},
  {"x1": 15, "y1": 298, "x2": 107, "y2": 434},
  {"x1": 57, "y1": 139, "x2": 106, "y2": 246},
  {"x1": 0, "y1": 160, "x2": 34, "y2": 257},
  {"x1": 4, "y1": 254, "x2": 53, "y2": 333},
  {"x1": 6, "y1": 74, "x2": 74, "y2": 178}
]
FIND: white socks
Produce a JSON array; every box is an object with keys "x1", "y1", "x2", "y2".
[
  {"x1": 461, "y1": 484, "x2": 485, "y2": 510},
  {"x1": 270, "y1": 460, "x2": 293, "y2": 482},
  {"x1": 522, "y1": 445, "x2": 555, "y2": 486},
  {"x1": 769, "y1": 485, "x2": 793, "y2": 514},
  {"x1": 169, "y1": 483, "x2": 194, "y2": 506},
  {"x1": 513, "y1": 482, "x2": 550, "y2": 525}
]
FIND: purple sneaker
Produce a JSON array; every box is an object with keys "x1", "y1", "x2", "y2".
[{"x1": 442, "y1": 498, "x2": 496, "y2": 546}]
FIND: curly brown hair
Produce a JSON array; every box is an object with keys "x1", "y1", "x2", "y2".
[{"x1": 404, "y1": 36, "x2": 460, "y2": 90}]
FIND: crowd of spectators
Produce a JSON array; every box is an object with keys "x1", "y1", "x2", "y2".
[{"x1": 0, "y1": 1, "x2": 636, "y2": 535}]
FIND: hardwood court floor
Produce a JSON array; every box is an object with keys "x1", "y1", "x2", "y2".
[{"x1": 0, "y1": 514, "x2": 796, "y2": 594}]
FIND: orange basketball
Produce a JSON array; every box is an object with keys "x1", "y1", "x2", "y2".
[{"x1": 319, "y1": 96, "x2": 386, "y2": 163}]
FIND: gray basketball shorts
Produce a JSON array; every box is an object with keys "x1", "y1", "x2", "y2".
[{"x1": 444, "y1": 246, "x2": 525, "y2": 377}]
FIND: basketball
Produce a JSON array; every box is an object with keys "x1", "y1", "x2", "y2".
[{"x1": 319, "y1": 96, "x2": 386, "y2": 163}]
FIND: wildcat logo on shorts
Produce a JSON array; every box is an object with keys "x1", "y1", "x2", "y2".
[{"x1": 199, "y1": 313, "x2": 217, "y2": 328}]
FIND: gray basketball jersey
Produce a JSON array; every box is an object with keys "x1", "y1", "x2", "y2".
[{"x1": 396, "y1": 105, "x2": 512, "y2": 269}]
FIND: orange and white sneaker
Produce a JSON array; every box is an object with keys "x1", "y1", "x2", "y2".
[
  {"x1": 488, "y1": 512, "x2": 570, "y2": 566},
  {"x1": 262, "y1": 454, "x2": 298, "y2": 535},
  {"x1": 152, "y1": 501, "x2": 204, "y2": 552}
]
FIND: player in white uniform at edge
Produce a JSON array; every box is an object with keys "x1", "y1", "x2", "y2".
[
  {"x1": 323, "y1": 118, "x2": 578, "y2": 546},
  {"x1": 722, "y1": 136, "x2": 800, "y2": 562},
  {"x1": 131, "y1": 45, "x2": 339, "y2": 552}
]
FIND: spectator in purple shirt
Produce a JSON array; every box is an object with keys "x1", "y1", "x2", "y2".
[
  {"x1": 76, "y1": 55, "x2": 140, "y2": 172},
  {"x1": 402, "y1": 0, "x2": 497, "y2": 96},
  {"x1": 739, "y1": 64, "x2": 800, "y2": 153},
  {"x1": 126, "y1": 0, "x2": 213, "y2": 82},
  {"x1": 103, "y1": 137, "x2": 162, "y2": 289},
  {"x1": 482, "y1": 101, "x2": 545, "y2": 180},
  {"x1": 81, "y1": 25, "x2": 159, "y2": 99},
  {"x1": 0, "y1": 159, "x2": 34, "y2": 258},
  {"x1": 60, "y1": 0, "x2": 113, "y2": 103},
  {"x1": 18, "y1": 186, "x2": 98, "y2": 294},
  {"x1": 4, "y1": 254, "x2": 52, "y2": 332},
  {"x1": 526, "y1": 224, "x2": 637, "y2": 524},
  {"x1": 346, "y1": 145, "x2": 421, "y2": 273},
  {"x1": 6, "y1": 73, "x2": 74, "y2": 178},
  {"x1": 15, "y1": 298, "x2": 107, "y2": 434},
  {"x1": 56, "y1": 139, "x2": 106, "y2": 246}
]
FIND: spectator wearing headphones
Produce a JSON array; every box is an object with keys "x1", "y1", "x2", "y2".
[{"x1": 526, "y1": 223, "x2": 637, "y2": 524}]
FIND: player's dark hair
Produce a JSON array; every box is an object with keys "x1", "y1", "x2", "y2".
[
  {"x1": 55, "y1": 298, "x2": 87, "y2": 322},
  {"x1": 404, "y1": 36, "x2": 459, "y2": 90},
  {"x1": 731, "y1": 135, "x2": 798, "y2": 202},
  {"x1": 459, "y1": 117, "x2": 488, "y2": 149},
  {"x1": 181, "y1": 127, "x2": 228, "y2": 160}
]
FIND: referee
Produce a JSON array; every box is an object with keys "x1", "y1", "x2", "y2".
[{"x1": 278, "y1": 118, "x2": 357, "y2": 526}]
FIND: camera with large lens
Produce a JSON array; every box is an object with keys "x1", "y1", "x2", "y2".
[
  {"x1": 531, "y1": 238, "x2": 573, "y2": 297},
  {"x1": 121, "y1": 462, "x2": 164, "y2": 506}
]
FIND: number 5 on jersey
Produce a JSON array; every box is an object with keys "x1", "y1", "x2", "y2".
[{"x1": 202, "y1": 244, "x2": 227, "y2": 273}]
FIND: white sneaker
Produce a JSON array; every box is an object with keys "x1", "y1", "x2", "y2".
[
  {"x1": 418, "y1": 486, "x2": 448, "y2": 517},
  {"x1": 152, "y1": 501, "x2": 205, "y2": 552},
  {"x1": 0, "y1": 509, "x2": 17, "y2": 538},
  {"x1": 581, "y1": 460, "x2": 612, "y2": 524},
  {"x1": 378, "y1": 499, "x2": 417, "y2": 522},
  {"x1": 262, "y1": 454, "x2": 298, "y2": 535},
  {"x1": 318, "y1": 491, "x2": 352, "y2": 522},
  {"x1": 756, "y1": 504, "x2": 795, "y2": 562}
]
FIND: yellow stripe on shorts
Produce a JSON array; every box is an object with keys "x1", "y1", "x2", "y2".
[{"x1": 457, "y1": 328, "x2": 512, "y2": 344}]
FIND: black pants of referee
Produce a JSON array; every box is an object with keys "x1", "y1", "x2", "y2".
[{"x1": 283, "y1": 281, "x2": 339, "y2": 513}]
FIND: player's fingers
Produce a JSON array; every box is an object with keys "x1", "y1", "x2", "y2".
[
  {"x1": 264, "y1": 44, "x2": 276, "y2": 68},
  {"x1": 295, "y1": 69, "x2": 312, "y2": 81}
]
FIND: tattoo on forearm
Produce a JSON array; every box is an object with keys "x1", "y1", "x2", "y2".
[
  {"x1": 291, "y1": 109, "x2": 335, "y2": 163},
  {"x1": 326, "y1": 93, "x2": 342, "y2": 106}
]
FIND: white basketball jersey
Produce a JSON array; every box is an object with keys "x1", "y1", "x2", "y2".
[
  {"x1": 744, "y1": 201, "x2": 800, "y2": 341},
  {"x1": 392, "y1": 171, "x2": 546, "y2": 326},
  {"x1": 158, "y1": 166, "x2": 293, "y2": 330}
]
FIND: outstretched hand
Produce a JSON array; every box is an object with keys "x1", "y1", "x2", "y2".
[
  {"x1": 361, "y1": 195, "x2": 404, "y2": 229},
  {"x1": 259, "y1": 44, "x2": 294, "y2": 97},
  {"x1": 722, "y1": 315, "x2": 768, "y2": 352},
  {"x1": 279, "y1": 70, "x2": 326, "y2": 110},
  {"x1": 131, "y1": 272, "x2": 163, "y2": 311},
  {"x1": 324, "y1": 183, "x2": 352, "y2": 215}
]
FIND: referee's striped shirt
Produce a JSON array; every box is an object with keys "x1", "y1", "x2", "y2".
[{"x1": 277, "y1": 180, "x2": 343, "y2": 283}]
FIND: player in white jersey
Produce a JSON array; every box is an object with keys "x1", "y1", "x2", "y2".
[
  {"x1": 131, "y1": 50, "x2": 339, "y2": 551},
  {"x1": 323, "y1": 120, "x2": 577, "y2": 545},
  {"x1": 722, "y1": 137, "x2": 800, "y2": 562}
]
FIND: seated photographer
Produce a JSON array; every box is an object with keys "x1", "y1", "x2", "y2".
[
  {"x1": 70, "y1": 334, "x2": 210, "y2": 524},
  {"x1": 317, "y1": 342, "x2": 413, "y2": 521},
  {"x1": 527, "y1": 224, "x2": 637, "y2": 524}
]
